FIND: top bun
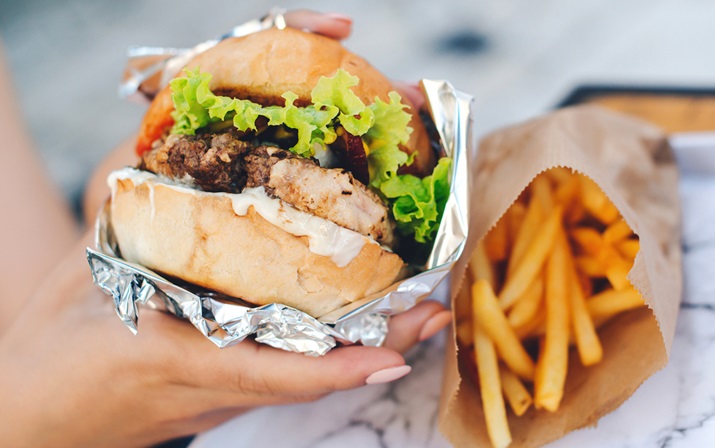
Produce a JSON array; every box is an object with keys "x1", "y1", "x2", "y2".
[
  {"x1": 144, "y1": 27, "x2": 434, "y2": 175},
  {"x1": 187, "y1": 27, "x2": 397, "y2": 107}
]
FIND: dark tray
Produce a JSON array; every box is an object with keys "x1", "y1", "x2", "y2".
[
  {"x1": 555, "y1": 84, "x2": 715, "y2": 133},
  {"x1": 557, "y1": 85, "x2": 715, "y2": 108}
]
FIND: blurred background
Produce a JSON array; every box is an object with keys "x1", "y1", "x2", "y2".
[{"x1": 1, "y1": 0, "x2": 714, "y2": 213}]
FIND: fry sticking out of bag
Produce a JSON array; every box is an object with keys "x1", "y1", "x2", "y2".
[
  {"x1": 458, "y1": 169, "x2": 647, "y2": 447},
  {"x1": 534, "y1": 227, "x2": 571, "y2": 412},
  {"x1": 564, "y1": 236, "x2": 603, "y2": 366},
  {"x1": 498, "y1": 206, "x2": 563, "y2": 310},
  {"x1": 473, "y1": 280, "x2": 535, "y2": 381},
  {"x1": 474, "y1": 321, "x2": 512, "y2": 448},
  {"x1": 507, "y1": 192, "x2": 544, "y2": 276}
]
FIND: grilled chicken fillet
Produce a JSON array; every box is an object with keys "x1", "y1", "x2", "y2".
[{"x1": 140, "y1": 132, "x2": 395, "y2": 247}]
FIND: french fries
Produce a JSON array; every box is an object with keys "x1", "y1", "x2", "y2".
[
  {"x1": 507, "y1": 276, "x2": 543, "y2": 330},
  {"x1": 470, "y1": 240, "x2": 497, "y2": 290},
  {"x1": 587, "y1": 288, "x2": 645, "y2": 324},
  {"x1": 472, "y1": 280, "x2": 535, "y2": 381},
  {"x1": 484, "y1": 214, "x2": 509, "y2": 262},
  {"x1": 457, "y1": 169, "x2": 646, "y2": 447},
  {"x1": 498, "y1": 206, "x2": 563, "y2": 310},
  {"x1": 534, "y1": 228, "x2": 570, "y2": 412},
  {"x1": 563, "y1": 233, "x2": 603, "y2": 366},
  {"x1": 474, "y1": 321, "x2": 512, "y2": 448},
  {"x1": 507, "y1": 190, "x2": 544, "y2": 276},
  {"x1": 499, "y1": 364, "x2": 532, "y2": 417}
]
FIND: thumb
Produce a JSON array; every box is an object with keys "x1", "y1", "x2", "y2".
[{"x1": 383, "y1": 300, "x2": 452, "y2": 353}]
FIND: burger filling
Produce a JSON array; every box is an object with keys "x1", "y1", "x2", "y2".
[
  {"x1": 137, "y1": 68, "x2": 453, "y2": 250},
  {"x1": 140, "y1": 132, "x2": 395, "y2": 246}
]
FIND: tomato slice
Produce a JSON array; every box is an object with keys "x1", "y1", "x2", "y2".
[{"x1": 136, "y1": 88, "x2": 175, "y2": 156}]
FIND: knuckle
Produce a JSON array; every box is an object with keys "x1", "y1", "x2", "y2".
[
  {"x1": 231, "y1": 369, "x2": 279, "y2": 396},
  {"x1": 289, "y1": 393, "x2": 326, "y2": 404}
]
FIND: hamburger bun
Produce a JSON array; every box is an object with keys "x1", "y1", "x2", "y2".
[{"x1": 110, "y1": 171, "x2": 405, "y2": 317}]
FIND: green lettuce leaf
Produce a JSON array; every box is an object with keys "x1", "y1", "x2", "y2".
[
  {"x1": 365, "y1": 91, "x2": 415, "y2": 188},
  {"x1": 169, "y1": 67, "x2": 450, "y2": 245},
  {"x1": 367, "y1": 92, "x2": 413, "y2": 151},
  {"x1": 311, "y1": 69, "x2": 375, "y2": 135},
  {"x1": 378, "y1": 157, "x2": 452, "y2": 243},
  {"x1": 170, "y1": 72, "x2": 213, "y2": 134},
  {"x1": 367, "y1": 144, "x2": 410, "y2": 188},
  {"x1": 170, "y1": 68, "x2": 336, "y2": 156},
  {"x1": 170, "y1": 67, "x2": 415, "y2": 173}
]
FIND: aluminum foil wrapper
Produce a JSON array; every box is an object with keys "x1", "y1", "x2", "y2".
[{"x1": 89, "y1": 15, "x2": 474, "y2": 357}]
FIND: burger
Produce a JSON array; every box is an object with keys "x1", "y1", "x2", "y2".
[{"x1": 108, "y1": 27, "x2": 451, "y2": 317}]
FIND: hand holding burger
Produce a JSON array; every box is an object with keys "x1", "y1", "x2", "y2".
[
  {"x1": 0, "y1": 232, "x2": 451, "y2": 447},
  {"x1": 0, "y1": 11, "x2": 453, "y2": 447}
]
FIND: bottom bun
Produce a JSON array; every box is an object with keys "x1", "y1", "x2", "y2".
[{"x1": 110, "y1": 172, "x2": 405, "y2": 317}]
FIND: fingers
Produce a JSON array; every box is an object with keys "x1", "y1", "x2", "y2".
[
  {"x1": 284, "y1": 10, "x2": 353, "y2": 40},
  {"x1": 154, "y1": 299, "x2": 450, "y2": 403},
  {"x1": 213, "y1": 342, "x2": 408, "y2": 399},
  {"x1": 146, "y1": 307, "x2": 408, "y2": 400},
  {"x1": 392, "y1": 81, "x2": 426, "y2": 112},
  {"x1": 383, "y1": 300, "x2": 452, "y2": 353},
  {"x1": 188, "y1": 299, "x2": 450, "y2": 408}
]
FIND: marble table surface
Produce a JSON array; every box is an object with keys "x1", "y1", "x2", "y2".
[{"x1": 189, "y1": 138, "x2": 715, "y2": 448}]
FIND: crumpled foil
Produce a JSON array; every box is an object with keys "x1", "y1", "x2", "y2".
[{"x1": 87, "y1": 11, "x2": 474, "y2": 357}]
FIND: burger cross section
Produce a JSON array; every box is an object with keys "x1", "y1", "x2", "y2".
[{"x1": 108, "y1": 27, "x2": 452, "y2": 318}]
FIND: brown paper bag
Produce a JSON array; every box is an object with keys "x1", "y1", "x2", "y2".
[{"x1": 439, "y1": 105, "x2": 682, "y2": 447}]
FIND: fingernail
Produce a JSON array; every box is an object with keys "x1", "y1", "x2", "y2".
[
  {"x1": 418, "y1": 310, "x2": 452, "y2": 342},
  {"x1": 365, "y1": 365, "x2": 412, "y2": 385},
  {"x1": 323, "y1": 12, "x2": 353, "y2": 24}
]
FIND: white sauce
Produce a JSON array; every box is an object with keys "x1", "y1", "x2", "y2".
[
  {"x1": 108, "y1": 168, "x2": 156, "y2": 220},
  {"x1": 107, "y1": 167, "x2": 370, "y2": 267},
  {"x1": 107, "y1": 167, "x2": 155, "y2": 196},
  {"x1": 228, "y1": 187, "x2": 369, "y2": 267}
]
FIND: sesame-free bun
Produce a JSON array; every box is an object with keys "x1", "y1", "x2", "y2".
[
  {"x1": 110, "y1": 174, "x2": 405, "y2": 317},
  {"x1": 140, "y1": 27, "x2": 434, "y2": 174},
  {"x1": 188, "y1": 27, "x2": 395, "y2": 107}
]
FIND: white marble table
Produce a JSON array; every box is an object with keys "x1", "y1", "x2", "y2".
[{"x1": 190, "y1": 139, "x2": 715, "y2": 448}]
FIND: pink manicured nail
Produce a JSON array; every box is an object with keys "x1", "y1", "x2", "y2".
[
  {"x1": 418, "y1": 310, "x2": 453, "y2": 341},
  {"x1": 323, "y1": 12, "x2": 353, "y2": 24},
  {"x1": 365, "y1": 365, "x2": 412, "y2": 385}
]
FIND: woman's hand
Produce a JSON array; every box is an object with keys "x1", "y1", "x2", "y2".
[
  {"x1": 0, "y1": 10, "x2": 451, "y2": 447},
  {"x1": 0, "y1": 232, "x2": 450, "y2": 448}
]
